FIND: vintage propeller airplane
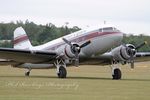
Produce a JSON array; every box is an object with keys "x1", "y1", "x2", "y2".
[{"x1": 0, "y1": 25, "x2": 149, "y2": 79}]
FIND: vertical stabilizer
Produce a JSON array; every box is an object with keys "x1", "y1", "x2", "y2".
[{"x1": 13, "y1": 27, "x2": 32, "y2": 49}]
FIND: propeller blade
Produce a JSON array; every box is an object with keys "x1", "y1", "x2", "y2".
[
  {"x1": 74, "y1": 52, "x2": 79, "y2": 67},
  {"x1": 130, "y1": 60, "x2": 134, "y2": 69},
  {"x1": 75, "y1": 59, "x2": 79, "y2": 67},
  {"x1": 135, "y1": 41, "x2": 147, "y2": 50},
  {"x1": 129, "y1": 49, "x2": 135, "y2": 68},
  {"x1": 62, "y1": 38, "x2": 72, "y2": 46},
  {"x1": 80, "y1": 40, "x2": 91, "y2": 48}
]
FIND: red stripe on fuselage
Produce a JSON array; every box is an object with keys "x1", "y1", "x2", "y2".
[
  {"x1": 44, "y1": 31, "x2": 122, "y2": 51},
  {"x1": 14, "y1": 35, "x2": 28, "y2": 45}
]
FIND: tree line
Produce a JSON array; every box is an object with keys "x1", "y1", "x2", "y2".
[
  {"x1": 0, "y1": 20, "x2": 150, "y2": 52},
  {"x1": 0, "y1": 20, "x2": 80, "y2": 47}
]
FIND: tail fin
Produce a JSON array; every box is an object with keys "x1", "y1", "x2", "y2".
[{"x1": 13, "y1": 27, "x2": 32, "y2": 49}]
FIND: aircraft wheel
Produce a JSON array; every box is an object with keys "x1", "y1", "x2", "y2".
[
  {"x1": 25, "y1": 71, "x2": 30, "y2": 76},
  {"x1": 57, "y1": 66, "x2": 67, "y2": 78},
  {"x1": 112, "y1": 68, "x2": 122, "y2": 80}
]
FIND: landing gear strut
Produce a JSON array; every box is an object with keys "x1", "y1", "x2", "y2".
[
  {"x1": 25, "y1": 68, "x2": 31, "y2": 76},
  {"x1": 54, "y1": 59, "x2": 67, "y2": 78}
]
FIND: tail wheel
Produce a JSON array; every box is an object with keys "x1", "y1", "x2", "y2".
[
  {"x1": 57, "y1": 66, "x2": 67, "y2": 78},
  {"x1": 112, "y1": 68, "x2": 122, "y2": 80}
]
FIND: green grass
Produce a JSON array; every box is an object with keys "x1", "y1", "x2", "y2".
[{"x1": 0, "y1": 62, "x2": 150, "y2": 100}]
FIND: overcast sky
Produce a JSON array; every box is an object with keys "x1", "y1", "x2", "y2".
[{"x1": 0, "y1": 0, "x2": 150, "y2": 35}]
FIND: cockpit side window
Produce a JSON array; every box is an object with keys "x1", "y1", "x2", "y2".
[
  {"x1": 113, "y1": 27, "x2": 120, "y2": 32},
  {"x1": 102, "y1": 27, "x2": 120, "y2": 32}
]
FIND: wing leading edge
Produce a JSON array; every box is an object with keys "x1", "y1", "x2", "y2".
[
  {"x1": 82, "y1": 52, "x2": 150, "y2": 65},
  {"x1": 0, "y1": 48, "x2": 57, "y2": 64}
]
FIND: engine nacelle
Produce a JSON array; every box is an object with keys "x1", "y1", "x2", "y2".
[
  {"x1": 56, "y1": 44, "x2": 77, "y2": 59},
  {"x1": 111, "y1": 44, "x2": 136, "y2": 61},
  {"x1": 13, "y1": 63, "x2": 53, "y2": 69}
]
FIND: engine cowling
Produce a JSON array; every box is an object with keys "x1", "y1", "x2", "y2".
[
  {"x1": 111, "y1": 44, "x2": 136, "y2": 61},
  {"x1": 58, "y1": 38, "x2": 91, "y2": 67},
  {"x1": 56, "y1": 44, "x2": 80, "y2": 59}
]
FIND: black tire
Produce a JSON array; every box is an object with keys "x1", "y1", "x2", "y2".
[
  {"x1": 25, "y1": 72, "x2": 30, "y2": 76},
  {"x1": 112, "y1": 68, "x2": 122, "y2": 80},
  {"x1": 57, "y1": 66, "x2": 67, "y2": 78}
]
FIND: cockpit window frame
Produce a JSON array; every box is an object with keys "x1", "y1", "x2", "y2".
[{"x1": 99, "y1": 27, "x2": 120, "y2": 32}]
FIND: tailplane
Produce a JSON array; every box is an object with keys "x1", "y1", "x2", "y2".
[{"x1": 13, "y1": 27, "x2": 32, "y2": 49}]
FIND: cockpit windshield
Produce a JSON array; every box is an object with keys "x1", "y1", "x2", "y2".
[{"x1": 99, "y1": 27, "x2": 120, "y2": 32}]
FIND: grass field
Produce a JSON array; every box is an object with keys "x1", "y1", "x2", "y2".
[{"x1": 0, "y1": 62, "x2": 150, "y2": 100}]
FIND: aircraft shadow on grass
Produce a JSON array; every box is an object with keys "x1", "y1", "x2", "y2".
[{"x1": 0, "y1": 75, "x2": 150, "y2": 82}]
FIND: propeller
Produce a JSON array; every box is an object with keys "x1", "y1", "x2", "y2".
[
  {"x1": 129, "y1": 49, "x2": 135, "y2": 69},
  {"x1": 62, "y1": 38, "x2": 91, "y2": 67},
  {"x1": 126, "y1": 41, "x2": 147, "y2": 69},
  {"x1": 135, "y1": 41, "x2": 147, "y2": 49}
]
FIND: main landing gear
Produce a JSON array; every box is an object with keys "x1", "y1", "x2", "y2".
[
  {"x1": 57, "y1": 66, "x2": 67, "y2": 78},
  {"x1": 111, "y1": 62, "x2": 122, "y2": 80},
  {"x1": 112, "y1": 68, "x2": 122, "y2": 80},
  {"x1": 54, "y1": 59, "x2": 67, "y2": 78}
]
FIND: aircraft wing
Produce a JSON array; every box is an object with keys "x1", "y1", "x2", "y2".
[
  {"x1": 80, "y1": 52, "x2": 150, "y2": 65},
  {"x1": 134, "y1": 52, "x2": 150, "y2": 62},
  {"x1": 99, "y1": 52, "x2": 150, "y2": 61},
  {"x1": 80, "y1": 53, "x2": 112, "y2": 65},
  {"x1": 0, "y1": 48, "x2": 57, "y2": 64}
]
